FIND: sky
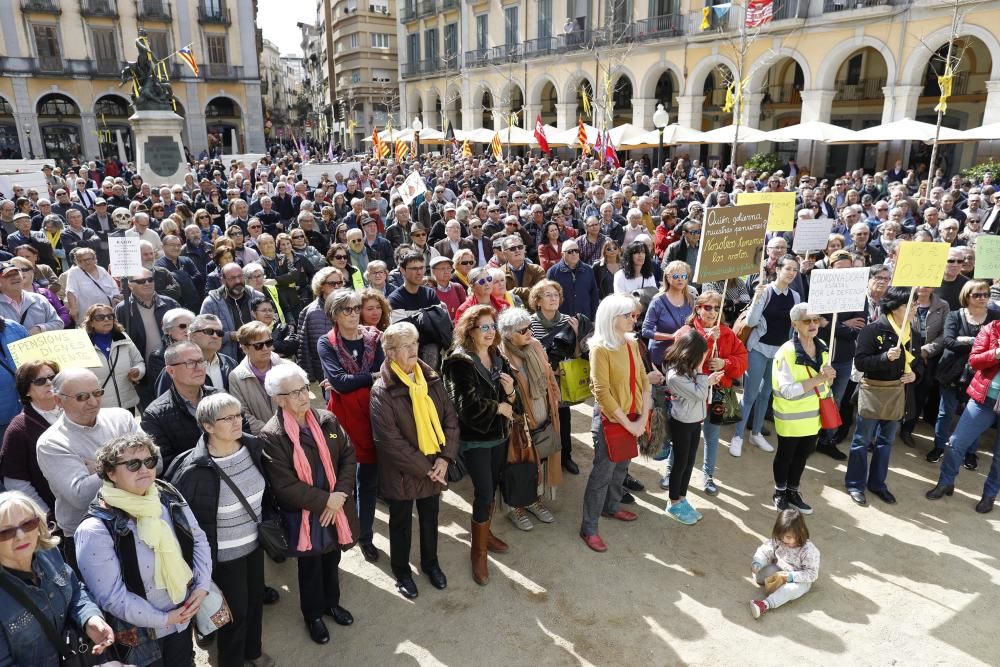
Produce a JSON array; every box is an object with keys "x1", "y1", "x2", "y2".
[{"x1": 256, "y1": 0, "x2": 316, "y2": 57}]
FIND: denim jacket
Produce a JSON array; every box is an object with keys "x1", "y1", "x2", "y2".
[{"x1": 0, "y1": 547, "x2": 103, "y2": 667}]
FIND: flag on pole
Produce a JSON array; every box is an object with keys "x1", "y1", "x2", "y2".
[
  {"x1": 372, "y1": 127, "x2": 385, "y2": 160},
  {"x1": 534, "y1": 114, "x2": 550, "y2": 155},
  {"x1": 577, "y1": 117, "x2": 589, "y2": 155},
  {"x1": 745, "y1": 0, "x2": 773, "y2": 27},
  {"x1": 605, "y1": 130, "x2": 620, "y2": 168},
  {"x1": 395, "y1": 139, "x2": 410, "y2": 161},
  {"x1": 177, "y1": 46, "x2": 200, "y2": 77},
  {"x1": 327, "y1": 136, "x2": 335, "y2": 161},
  {"x1": 490, "y1": 131, "x2": 503, "y2": 161},
  {"x1": 461, "y1": 139, "x2": 472, "y2": 158},
  {"x1": 445, "y1": 120, "x2": 459, "y2": 157},
  {"x1": 594, "y1": 130, "x2": 603, "y2": 161}
]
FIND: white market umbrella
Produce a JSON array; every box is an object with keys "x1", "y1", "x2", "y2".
[
  {"x1": 698, "y1": 124, "x2": 778, "y2": 144},
  {"x1": 958, "y1": 122, "x2": 1000, "y2": 141},
  {"x1": 622, "y1": 125, "x2": 707, "y2": 149},
  {"x1": 362, "y1": 128, "x2": 405, "y2": 142},
  {"x1": 492, "y1": 126, "x2": 538, "y2": 146},
  {"x1": 607, "y1": 123, "x2": 649, "y2": 145},
  {"x1": 551, "y1": 123, "x2": 600, "y2": 147},
  {"x1": 827, "y1": 118, "x2": 966, "y2": 144},
  {"x1": 762, "y1": 121, "x2": 859, "y2": 143}
]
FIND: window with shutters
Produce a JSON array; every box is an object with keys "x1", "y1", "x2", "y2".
[
  {"x1": 349, "y1": 33, "x2": 359, "y2": 49},
  {"x1": 32, "y1": 24, "x2": 62, "y2": 71},
  {"x1": 475, "y1": 14, "x2": 488, "y2": 52},
  {"x1": 93, "y1": 28, "x2": 118, "y2": 75},
  {"x1": 538, "y1": 0, "x2": 552, "y2": 39},
  {"x1": 424, "y1": 28, "x2": 438, "y2": 62},
  {"x1": 146, "y1": 31, "x2": 170, "y2": 61},
  {"x1": 206, "y1": 34, "x2": 228, "y2": 78},
  {"x1": 444, "y1": 23, "x2": 457, "y2": 60},
  {"x1": 504, "y1": 6, "x2": 518, "y2": 45}
]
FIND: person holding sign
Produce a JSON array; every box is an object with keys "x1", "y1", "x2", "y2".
[{"x1": 845, "y1": 288, "x2": 923, "y2": 507}]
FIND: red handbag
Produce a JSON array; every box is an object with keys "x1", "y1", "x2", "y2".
[
  {"x1": 807, "y1": 367, "x2": 842, "y2": 430},
  {"x1": 601, "y1": 342, "x2": 643, "y2": 462}
]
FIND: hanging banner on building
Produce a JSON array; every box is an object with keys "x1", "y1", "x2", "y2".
[{"x1": 693, "y1": 203, "x2": 770, "y2": 283}]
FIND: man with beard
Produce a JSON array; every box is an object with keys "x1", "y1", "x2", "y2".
[{"x1": 199, "y1": 262, "x2": 261, "y2": 360}]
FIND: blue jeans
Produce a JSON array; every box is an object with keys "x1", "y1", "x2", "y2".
[
  {"x1": 660, "y1": 417, "x2": 720, "y2": 479},
  {"x1": 933, "y1": 386, "x2": 962, "y2": 450},
  {"x1": 938, "y1": 398, "x2": 1000, "y2": 497},
  {"x1": 734, "y1": 349, "x2": 773, "y2": 437},
  {"x1": 845, "y1": 414, "x2": 900, "y2": 493}
]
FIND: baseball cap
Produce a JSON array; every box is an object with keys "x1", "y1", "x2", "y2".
[
  {"x1": 12, "y1": 213, "x2": 30, "y2": 223},
  {"x1": 429, "y1": 255, "x2": 453, "y2": 268},
  {"x1": 95, "y1": 197, "x2": 107, "y2": 205},
  {"x1": 0, "y1": 262, "x2": 20, "y2": 275}
]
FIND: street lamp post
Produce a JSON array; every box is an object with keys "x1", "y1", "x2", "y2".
[
  {"x1": 652, "y1": 103, "x2": 669, "y2": 171},
  {"x1": 23, "y1": 123, "x2": 33, "y2": 160},
  {"x1": 412, "y1": 115, "x2": 422, "y2": 159}
]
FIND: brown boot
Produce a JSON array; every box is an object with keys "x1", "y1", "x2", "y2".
[
  {"x1": 486, "y1": 502, "x2": 509, "y2": 553},
  {"x1": 470, "y1": 520, "x2": 490, "y2": 585}
]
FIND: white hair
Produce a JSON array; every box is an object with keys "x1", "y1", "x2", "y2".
[
  {"x1": 590, "y1": 294, "x2": 638, "y2": 350},
  {"x1": 264, "y1": 364, "x2": 309, "y2": 397}
]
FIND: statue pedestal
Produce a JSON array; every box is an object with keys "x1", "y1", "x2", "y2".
[{"x1": 130, "y1": 110, "x2": 187, "y2": 185}]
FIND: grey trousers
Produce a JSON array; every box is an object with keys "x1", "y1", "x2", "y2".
[
  {"x1": 580, "y1": 408, "x2": 630, "y2": 536},
  {"x1": 755, "y1": 563, "x2": 812, "y2": 609}
]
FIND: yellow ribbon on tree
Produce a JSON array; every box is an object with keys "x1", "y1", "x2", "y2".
[
  {"x1": 347, "y1": 119, "x2": 357, "y2": 135},
  {"x1": 934, "y1": 64, "x2": 954, "y2": 115},
  {"x1": 389, "y1": 360, "x2": 445, "y2": 456},
  {"x1": 580, "y1": 87, "x2": 591, "y2": 119}
]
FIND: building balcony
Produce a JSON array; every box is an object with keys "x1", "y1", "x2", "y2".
[
  {"x1": 94, "y1": 58, "x2": 122, "y2": 76},
  {"x1": 136, "y1": 0, "x2": 171, "y2": 20},
  {"x1": 400, "y1": 3, "x2": 417, "y2": 21},
  {"x1": 834, "y1": 77, "x2": 886, "y2": 101},
  {"x1": 631, "y1": 14, "x2": 684, "y2": 40},
  {"x1": 79, "y1": 0, "x2": 118, "y2": 17},
  {"x1": 198, "y1": 0, "x2": 231, "y2": 25},
  {"x1": 417, "y1": 0, "x2": 435, "y2": 17},
  {"x1": 21, "y1": 0, "x2": 61, "y2": 13},
  {"x1": 203, "y1": 63, "x2": 243, "y2": 80},
  {"x1": 822, "y1": 0, "x2": 894, "y2": 12},
  {"x1": 441, "y1": 0, "x2": 457, "y2": 9},
  {"x1": 34, "y1": 55, "x2": 64, "y2": 74},
  {"x1": 402, "y1": 55, "x2": 458, "y2": 79}
]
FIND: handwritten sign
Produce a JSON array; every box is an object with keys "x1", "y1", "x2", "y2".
[
  {"x1": 299, "y1": 162, "x2": 361, "y2": 186},
  {"x1": 108, "y1": 236, "x2": 143, "y2": 278},
  {"x1": 737, "y1": 192, "x2": 796, "y2": 232},
  {"x1": 792, "y1": 218, "x2": 833, "y2": 254},
  {"x1": 807, "y1": 267, "x2": 870, "y2": 313},
  {"x1": 693, "y1": 203, "x2": 770, "y2": 283},
  {"x1": 397, "y1": 170, "x2": 427, "y2": 206},
  {"x1": 891, "y1": 241, "x2": 950, "y2": 287},
  {"x1": 974, "y1": 235, "x2": 1000, "y2": 279},
  {"x1": 8, "y1": 329, "x2": 102, "y2": 369}
]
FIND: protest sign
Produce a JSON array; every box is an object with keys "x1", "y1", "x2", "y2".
[
  {"x1": 0, "y1": 171, "x2": 49, "y2": 199},
  {"x1": 974, "y1": 235, "x2": 1000, "y2": 279},
  {"x1": 807, "y1": 267, "x2": 870, "y2": 313},
  {"x1": 108, "y1": 236, "x2": 143, "y2": 277},
  {"x1": 792, "y1": 218, "x2": 833, "y2": 254},
  {"x1": 397, "y1": 170, "x2": 428, "y2": 206},
  {"x1": 891, "y1": 241, "x2": 950, "y2": 287},
  {"x1": 693, "y1": 203, "x2": 770, "y2": 283},
  {"x1": 8, "y1": 329, "x2": 102, "y2": 369},
  {"x1": 737, "y1": 192, "x2": 796, "y2": 232},
  {"x1": 299, "y1": 162, "x2": 361, "y2": 186}
]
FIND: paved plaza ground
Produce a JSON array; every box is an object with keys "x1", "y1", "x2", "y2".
[{"x1": 198, "y1": 402, "x2": 998, "y2": 666}]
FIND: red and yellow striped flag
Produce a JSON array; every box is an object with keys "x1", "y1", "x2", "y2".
[
  {"x1": 372, "y1": 127, "x2": 384, "y2": 159},
  {"x1": 461, "y1": 139, "x2": 472, "y2": 158},
  {"x1": 490, "y1": 131, "x2": 503, "y2": 161},
  {"x1": 395, "y1": 139, "x2": 409, "y2": 161},
  {"x1": 577, "y1": 117, "x2": 590, "y2": 155}
]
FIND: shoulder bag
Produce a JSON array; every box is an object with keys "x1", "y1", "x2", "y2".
[
  {"x1": 0, "y1": 569, "x2": 112, "y2": 667},
  {"x1": 501, "y1": 414, "x2": 539, "y2": 507},
  {"x1": 806, "y1": 367, "x2": 842, "y2": 430},
  {"x1": 858, "y1": 378, "x2": 905, "y2": 421},
  {"x1": 213, "y1": 459, "x2": 288, "y2": 561},
  {"x1": 601, "y1": 342, "x2": 644, "y2": 462},
  {"x1": 558, "y1": 358, "x2": 592, "y2": 404}
]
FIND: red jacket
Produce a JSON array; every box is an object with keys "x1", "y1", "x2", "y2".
[
  {"x1": 674, "y1": 319, "x2": 748, "y2": 389},
  {"x1": 966, "y1": 320, "x2": 1000, "y2": 404},
  {"x1": 654, "y1": 222, "x2": 681, "y2": 258}
]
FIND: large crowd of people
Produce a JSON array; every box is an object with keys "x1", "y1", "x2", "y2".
[{"x1": 0, "y1": 145, "x2": 998, "y2": 663}]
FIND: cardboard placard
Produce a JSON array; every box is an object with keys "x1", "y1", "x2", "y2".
[
  {"x1": 8, "y1": 329, "x2": 102, "y2": 369},
  {"x1": 397, "y1": 171, "x2": 428, "y2": 206},
  {"x1": 108, "y1": 236, "x2": 143, "y2": 278},
  {"x1": 737, "y1": 192, "x2": 796, "y2": 232},
  {"x1": 298, "y1": 162, "x2": 362, "y2": 186},
  {"x1": 891, "y1": 241, "x2": 950, "y2": 287},
  {"x1": 807, "y1": 267, "x2": 871, "y2": 313},
  {"x1": 792, "y1": 218, "x2": 833, "y2": 254},
  {"x1": 0, "y1": 172, "x2": 50, "y2": 199},
  {"x1": 693, "y1": 203, "x2": 770, "y2": 283},
  {"x1": 973, "y1": 235, "x2": 1000, "y2": 279}
]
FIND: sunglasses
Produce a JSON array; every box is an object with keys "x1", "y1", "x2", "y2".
[
  {"x1": 507, "y1": 245, "x2": 525, "y2": 251},
  {"x1": 193, "y1": 328, "x2": 225, "y2": 337},
  {"x1": 332, "y1": 255, "x2": 348, "y2": 261},
  {"x1": 349, "y1": 239, "x2": 364, "y2": 244},
  {"x1": 516, "y1": 325, "x2": 531, "y2": 335},
  {"x1": 410, "y1": 232, "x2": 427, "y2": 238},
  {"x1": 685, "y1": 229, "x2": 702, "y2": 235},
  {"x1": 700, "y1": 304, "x2": 720, "y2": 312},
  {"x1": 474, "y1": 275, "x2": 494, "y2": 286},
  {"x1": 458, "y1": 260, "x2": 475, "y2": 266},
  {"x1": 337, "y1": 305, "x2": 362, "y2": 315},
  {"x1": 671, "y1": 273, "x2": 688, "y2": 280},
  {"x1": 0, "y1": 517, "x2": 41, "y2": 542},
  {"x1": 324, "y1": 280, "x2": 345, "y2": 288},
  {"x1": 477, "y1": 323, "x2": 498, "y2": 333},
  {"x1": 59, "y1": 389, "x2": 106, "y2": 402},
  {"x1": 798, "y1": 317, "x2": 822, "y2": 325},
  {"x1": 130, "y1": 277, "x2": 154, "y2": 286},
  {"x1": 113, "y1": 455, "x2": 159, "y2": 472},
  {"x1": 946, "y1": 259, "x2": 962, "y2": 264},
  {"x1": 971, "y1": 292, "x2": 990, "y2": 299},
  {"x1": 31, "y1": 374, "x2": 56, "y2": 386},
  {"x1": 564, "y1": 249, "x2": 580, "y2": 255},
  {"x1": 248, "y1": 338, "x2": 275, "y2": 350}
]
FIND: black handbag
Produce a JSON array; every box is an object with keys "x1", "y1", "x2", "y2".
[
  {"x1": 0, "y1": 569, "x2": 111, "y2": 666},
  {"x1": 501, "y1": 415, "x2": 539, "y2": 507},
  {"x1": 447, "y1": 451, "x2": 467, "y2": 483},
  {"x1": 214, "y1": 460, "x2": 289, "y2": 560}
]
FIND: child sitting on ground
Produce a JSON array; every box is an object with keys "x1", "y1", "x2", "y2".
[{"x1": 750, "y1": 508, "x2": 820, "y2": 619}]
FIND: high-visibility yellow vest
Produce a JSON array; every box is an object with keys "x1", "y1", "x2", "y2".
[
  {"x1": 770, "y1": 341, "x2": 830, "y2": 437},
  {"x1": 349, "y1": 266, "x2": 365, "y2": 292}
]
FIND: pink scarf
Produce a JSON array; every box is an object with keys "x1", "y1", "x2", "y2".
[{"x1": 282, "y1": 408, "x2": 353, "y2": 551}]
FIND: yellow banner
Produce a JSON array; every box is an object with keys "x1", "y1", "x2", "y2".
[
  {"x1": 891, "y1": 241, "x2": 951, "y2": 287},
  {"x1": 8, "y1": 329, "x2": 102, "y2": 369},
  {"x1": 737, "y1": 192, "x2": 796, "y2": 232}
]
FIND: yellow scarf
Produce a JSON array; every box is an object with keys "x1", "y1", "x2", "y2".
[
  {"x1": 887, "y1": 314, "x2": 915, "y2": 371},
  {"x1": 100, "y1": 481, "x2": 193, "y2": 604},
  {"x1": 390, "y1": 360, "x2": 445, "y2": 456},
  {"x1": 46, "y1": 229, "x2": 63, "y2": 270}
]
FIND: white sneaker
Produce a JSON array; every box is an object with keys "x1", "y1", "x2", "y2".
[
  {"x1": 751, "y1": 433, "x2": 774, "y2": 452},
  {"x1": 729, "y1": 436, "x2": 743, "y2": 457}
]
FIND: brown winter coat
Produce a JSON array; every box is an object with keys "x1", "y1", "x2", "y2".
[
  {"x1": 259, "y1": 408, "x2": 360, "y2": 552},
  {"x1": 369, "y1": 359, "x2": 460, "y2": 501}
]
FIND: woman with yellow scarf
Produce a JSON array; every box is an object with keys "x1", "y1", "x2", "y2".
[
  {"x1": 370, "y1": 322, "x2": 459, "y2": 600},
  {"x1": 74, "y1": 433, "x2": 213, "y2": 667},
  {"x1": 846, "y1": 287, "x2": 922, "y2": 507}
]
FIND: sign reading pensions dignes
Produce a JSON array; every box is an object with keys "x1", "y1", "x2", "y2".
[
  {"x1": 8, "y1": 329, "x2": 102, "y2": 369},
  {"x1": 693, "y1": 203, "x2": 770, "y2": 283}
]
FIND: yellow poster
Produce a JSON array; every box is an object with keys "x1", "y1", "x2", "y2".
[
  {"x1": 8, "y1": 329, "x2": 102, "y2": 369},
  {"x1": 737, "y1": 192, "x2": 796, "y2": 232},
  {"x1": 891, "y1": 241, "x2": 951, "y2": 287}
]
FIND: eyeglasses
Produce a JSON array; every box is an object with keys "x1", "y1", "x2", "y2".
[
  {"x1": 192, "y1": 328, "x2": 225, "y2": 337},
  {"x1": 618, "y1": 312, "x2": 638, "y2": 321},
  {"x1": 685, "y1": 229, "x2": 702, "y2": 235},
  {"x1": 507, "y1": 245, "x2": 525, "y2": 251},
  {"x1": 410, "y1": 232, "x2": 427, "y2": 238},
  {"x1": 671, "y1": 273, "x2": 688, "y2": 280},
  {"x1": 971, "y1": 292, "x2": 990, "y2": 299},
  {"x1": 324, "y1": 280, "x2": 345, "y2": 288},
  {"x1": 91, "y1": 313, "x2": 115, "y2": 322},
  {"x1": 458, "y1": 260, "x2": 475, "y2": 266},
  {"x1": 946, "y1": 259, "x2": 962, "y2": 264},
  {"x1": 477, "y1": 323, "x2": 498, "y2": 333},
  {"x1": 249, "y1": 225, "x2": 262, "y2": 230},
  {"x1": 0, "y1": 517, "x2": 40, "y2": 542},
  {"x1": 337, "y1": 305, "x2": 362, "y2": 315},
  {"x1": 474, "y1": 275, "x2": 494, "y2": 286},
  {"x1": 130, "y1": 277, "x2": 154, "y2": 286},
  {"x1": 700, "y1": 304, "x2": 720, "y2": 312},
  {"x1": 277, "y1": 385, "x2": 310, "y2": 399},
  {"x1": 349, "y1": 239, "x2": 364, "y2": 244},
  {"x1": 872, "y1": 276, "x2": 890, "y2": 283},
  {"x1": 113, "y1": 455, "x2": 159, "y2": 472},
  {"x1": 30, "y1": 374, "x2": 56, "y2": 387},
  {"x1": 332, "y1": 254, "x2": 348, "y2": 261},
  {"x1": 17, "y1": 267, "x2": 33, "y2": 275},
  {"x1": 215, "y1": 414, "x2": 243, "y2": 425},
  {"x1": 246, "y1": 272, "x2": 265, "y2": 280},
  {"x1": 564, "y1": 249, "x2": 580, "y2": 255},
  {"x1": 59, "y1": 389, "x2": 105, "y2": 402},
  {"x1": 516, "y1": 325, "x2": 531, "y2": 335},
  {"x1": 248, "y1": 338, "x2": 274, "y2": 350},
  {"x1": 170, "y1": 358, "x2": 208, "y2": 369}
]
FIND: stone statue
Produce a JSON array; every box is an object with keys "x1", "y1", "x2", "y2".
[{"x1": 121, "y1": 29, "x2": 175, "y2": 111}]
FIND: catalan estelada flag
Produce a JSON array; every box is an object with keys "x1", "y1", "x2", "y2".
[
  {"x1": 395, "y1": 139, "x2": 409, "y2": 161},
  {"x1": 461, "y1": 139, "x2": 472, "y2": 158},
  {"x1": 177, "y1": 46, "x2": 199, "y2": 77},
  {"x1": 577, "y1": 118, "x2": 590, "y2": 155},
  {"x1": 490, "y1": 131, "x2": 503, "y2": 161}
]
